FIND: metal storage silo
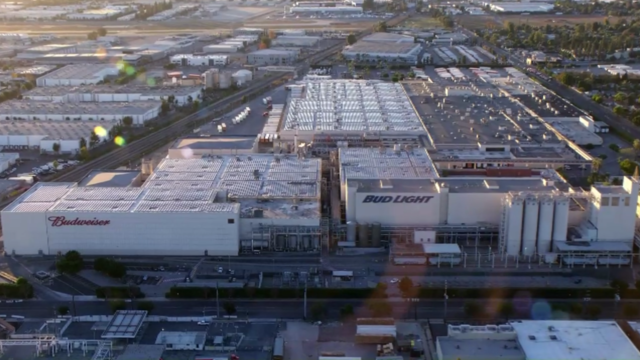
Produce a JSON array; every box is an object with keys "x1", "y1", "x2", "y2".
[
  {"x1": 537, "y1": 196, "x2": 554, "y2": 254},
  {"x1": 347, "y1": 221, "x2": 356, "y2": 242},
  {"x1": 219, "y1": 72, "x2": 232, "y2": 89},
  {"x1": 371, "y1": 222, "x2": 382, "y2": 247},
  {"x1": 552, "y1": 197, "x2": 570, "y2": 242},
  {"x1": 287, "y1": 235, "x2": 298, "y2": 250},
  {"x1": 506, "y1": 195, "x2": 524, "y2": 256},
  {"x1": 521, "y1": 196, "x2": 539, "y2": 256},
  {"x1": 358, "y1": 223, "x2": 370, "y2": 247}
]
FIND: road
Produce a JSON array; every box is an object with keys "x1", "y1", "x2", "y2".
[
  {"x1": 0, "y1": 298, "x2": 629, "y2": 320},
  {"x1": 458, "y1": 26, "x2": 640, "y2": 142}
]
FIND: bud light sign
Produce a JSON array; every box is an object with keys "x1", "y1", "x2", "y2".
[{"x1": 362, "y1": 195, "x2": 434, "y2": 204}]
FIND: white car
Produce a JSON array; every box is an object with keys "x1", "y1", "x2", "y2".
[
  {"x1": 197, "y1": 320, "x2": 210, "y2": 326},
  {"x1": 390, "y1": 278, "x2": 399, "y2": 284}
]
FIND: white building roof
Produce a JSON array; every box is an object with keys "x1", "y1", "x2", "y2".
[
  {"x1": 510, "y1": 320, "x2": 640, "y2": 360},
  {"x1": 0, "y1": 100, "x2": 160, "y2": 116},
  {"x1": 282, "y1": 80, "x2": 426, "y2": 134},
  {"x1": 362, "y1": 32, "x2": 415, "y2": 43},
  {"x1": 23, "y1": 85, "x2": 202, "y2": 98},
  {"x1": 339, "y1": 147, "x2": 438, "y2": 181},
  {"x1": 155, "y1": 331, "x2": 206, "y2": 346},
  {"x1": 37, "y1": 63, "x2": 117, "y2": 80},
  {"x1": 0, "y1": 120, "x2": 114, "y2": 140}
]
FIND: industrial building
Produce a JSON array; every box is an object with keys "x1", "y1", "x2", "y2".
[
  {"x1": 1, "y1": 155, "x2": 322, "y2": 256},
  {"x1": 361, "y1": 32, "x2": 415, "y2": 43},
  {"x1": 247, "y1": 49, "x2": 298, "y2": 66},
  {"x1": 17, "y1": 44, "x2": 78, "y2": 59},
  {"x1": 272, "y1": 35, "x2": 321, "y2": 47},
  {"x1": 0, "y1": 100, "x2": 160, "y2": 125},
  {"x1": 23, "y1": 85, "x2": 201, "y2": 106},
  {"x1": 487, "y1": 2, "x2": 554, "y2": 13},
  {"x1": 437, "y1": 321, "x2": 640, "y2": 360},
  {"x1": 342, "y1": 41, "x2": 422, "y2": 65},
  {"x1": 0, "y1": 120, "x2": 112, "y2": 153},
  {"x1": 203, "y1": 44, "x2": 241, "y2": 53},
  {"x1": 289, "y1": 6, "x2": 363, "y2": 14},
  {"x1": 169, "y1": 54, "x2": 228, "y2": 66},
  {"x1": 35, "y1": 64, "x2": 119, "y2": 87}
]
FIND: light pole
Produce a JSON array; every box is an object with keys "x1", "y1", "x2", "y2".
[
  {"x1": 216, "y1": 282, "x2": 220, "y2": 319},
  {"x1": 303, "y1": 282, "x2": 308, "y2": 320},
  {"x1": 444, "y1": 280, "x2": 449, "y2": 320}
]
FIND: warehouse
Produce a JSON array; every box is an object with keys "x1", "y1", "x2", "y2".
[
  {"x1": 360, "y1": 32, "x2": 415, "y2": 43},
  {"x1": 17, "y1": 44, "x2": 78, "y2": 59},
  {"x1": 488, "y1": 2, "x2": 554, "y2": 13},
  {"x1": 203, "y1": 44, "x2": 240, "y2": 53},
  {"x1": 272, "y1": 35, "x2": 320, "y2": 47},
  {"x1": 342, "y1": 41, "x2": 422, "y2": 65},
  {"x1": 23, "y1": 85, "x2": 201, "y2": 106},
  {"x1": 339, "y1": 146, "x2": 639, "y2": 263},
  {"x1": 247, "y1": 49, "x2": 298, "y2": 66},
  {"x1": 35, "y1": 64, "x2": 119, "y2": 87},
  {"x1": 289, "y1": 6, "x2": 363, "y2": 14},
  {"x1": 1, "y1": 155, "x2": 322, "y2": 256},
  {"x1": 169, "y1": 54, "x2": 228, "y2": 66},
  {"x1": 0, "y1": 120, "x2": 112, "y2": 153},
  {"x1": 0, "y1": 100, "x2": 160, "y2": 125}
]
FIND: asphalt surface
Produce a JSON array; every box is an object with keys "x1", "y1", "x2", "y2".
[{"x1": 0, "y1": 298, "x2": 630, "y2": 320}]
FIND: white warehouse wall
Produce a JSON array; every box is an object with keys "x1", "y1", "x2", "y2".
[
  {"x1": 40, "y1": 139, "x2": 83, "y2": 154},
  {"x1": 2, "y1": 211, "x2": 49, "y2": 255},
  {"x1": 446, "y1": 193, "x2": 503, "y2": 224},
  {"x1": 354, "y1": 192, "x2": 442, "y2": 225}
]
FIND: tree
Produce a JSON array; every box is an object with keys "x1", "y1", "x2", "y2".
[
  {"x1": 94, "y1": 257, "x2": 110, "y2": 272},
  {"x1": 56, "y1": 250, "x2": 83, "y2": 275},
  {"x1": 79, "y1": 147, "x2": 90, "y2": 161},
  {"x1": 340, "y1": 304, "x2": 354, "y2": 320},
  {"x1": 592, "y1": 157, "x2": 603, "y2": 173},
  {"x1": 346, "y1": 33, "x2": 357, "y2": 45},
  {"x1": 223, "y1": 302, "x2": 236, "y2": 315},
  {"x1": 310, "y1": 303, "x2": 327, "y2": 321},
  {"x1": 52, "y1": 142, "x2": 60, "y2": 154},
  {"x1": 89, "y1": 131, "x2": 99, "y2": 147},
  {"x1": 52, "y1": 160, "x2": 59, "y2": 169},
  {"x1": 619, "y1": 159, "x2": 638, "y2": 175},
  {"x1": 614, "y1": 92, "x2": 627, "y2": 104},
  {"x1": 97, "y1": 28, "x2": 107, "y2": 37},
  {"x1": 611, "y1": 279, "x2": 629, "y2": 292},
  {"x1": 79, "y1": 137, "x2": 87, "y2": 149},
  {"x1": 609, "y1": 143, "x2": 620, "y2": 152},
  {"x1": 464, "y1": 301, "x2": 483, "y2": 318},
  {"x1": 161, "y1": 100, "x2": 171, "y2": 114},
  {"x1": 362, "y1": 0, "x2": 374, "y2": 11},
  {"x1": 592, "y1": 94, "x2": 603, "y2": 103},
  {"x1": 137, "y1": 301, "x2": 155, "y2": 312},
  {"x1": 498, "y1": 302, "x2": 515, "y2": 320},
  {"x1": 613, "y1": 105, "x2": 628, "y2": 116},
  {"x1": 368, "y1": 300, "x2": 392, "y2": 317},
  {"x1": 110, "y1": 300, "x2": 126, "y2": 313},
  {"x1": 122, "y1": 116, "x2": 133, "y2": 127},
  {"x1": 87, "y1": 31, "x2": 98, "y2": 40},
  {"x1": 374, "y1": 21, "x2": 387, "y2": 32},
  {"x1": 398, "y1": 277, "x2": 414, "y2": 296},
  {"x1": 57, "y1": 305, "x2": 70, "y2": 316},
  {"x1": 193, "y1": 100, "x2": 200, "y2": 110},
  {"x1": 634, "y1": 139, "x2": 640, "y2": 157}
]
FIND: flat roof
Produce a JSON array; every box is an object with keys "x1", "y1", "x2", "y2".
[
  {"x1": 344, "y1": 41, "x2": 420, "y2": 55},
  {"x1": 0, "y1": 120, "x2": 114, "y2": 140},
  {"x1": 116, "y1": 345, "x2": 165, "y2": 360},
  {"x1": 282, "y1": 80, "x2": 426, "y2": 134},
  {"x1": 544, "y1": 118, "x2": 603, "y2": 145},
  {"x1": 351, "y1": 177, "x2": 565, "y2": 194},
  {"x1": 24, "y1": 85, "x2": 202, "y2": 98},
  {"x1": 555, "y1": 241, "x2": 632, "y2": 252},
  {"x1": 37, "y1": 63, "x2": 117, "y2": 80},
  {"x1": 0, "y1": 100, "x2": 161, "y2": 115},
  {"x1": 437, "y1": 338, "x2": 524, "y2": 360},
  {"x1": 422, "y1": 243, "x2": 461, "y2": 254},
  {"x1": 510, "y1": 320, "x2": 640, "y2": 360},
  {"x1": 102, "y1": 310, "x2": 148, "y2": 339},
  {"x1": 155, "y1": 331, "x2": 206, "y2": 346},
  {"x1": 362, "y1": 32, "x2": 414, "y2": 42},
  {"x1": 79, "y1": 170, "x2": 140, "y2": 187},
  {"x1": 250, "y1": 49, "x2": 297, "y2": 56},
  {"x1": 173, "y1": 136, "x2": 256, "y2": 151},
  {"x1": 339, "y1": 148, "x2": 438, "y2": 182}
]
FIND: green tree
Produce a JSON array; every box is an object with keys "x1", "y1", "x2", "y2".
[
  {"x1": 52, "y1": 142, "x2": 60, "y2": 154},
  {"x1": 619, "y1": 158, "x2": 638, "y2": 175},
  {"x1": 362, "y1": 0, "x2": 374, "y2": 11},
  {"x1": 614, "y1": 92, "x2": 627, "y2": 104},
  {"x1": 89, "y1": 131, "x2": 99, "y2": 147},
  {"x1": 106, "y1": 262, "x2": 127, "y2": 278},
  {"x1": 609, "y1": 143, "x2": 620, "y2": 152},
  {"x1": 340, "y1": 304, "x2": 354, "y2": 319},
  {"x1": 137, "y1": 301, "x2": 155, "y2": 313},
  {"x1": 374, "y1": 21, "x2": 387, "y2": 32},
  {"x1": 398, "y1": 276, "x2": 414, "y2": 296},
  {"x1": 56, "y1": 250, "x2": 83, "y2": 275},
  {"x1": 592, "y1": 94, "x2": 603, "y2": 103},
  {"x1": 79, "y1": 147, "x2": 90, "y2": 161},
  {"x1": 464, "y1": 301, "x2": 483, "y2": 318},
  {"x1": 57, "y1": 305, "x2": 70, "y2": 315},
  {"x1": 498, "y1": 302, "x2": 515, "y2": 320},
  {"x1": 633, "y1": 139, "x2": 640, "y2": 157},
  {"x1": 122, "y1": 116, "x2": 133, "y2": 127},
  {"x1": 97, "y1": 28, "x2": 107, "y2": 37},
  {"x1": 52, "y1": 160, "x2": 59, "y2": 169},
  {"x1": 79, "y1": 137, "x2": 87, "y2": 149},
  {"x1": 94, "y1": 257, "x2": 110, "y2": 272},
  {"x1": 193, "y1": 100, "x2": 200, "y2": 110},
  {"x1": 310, "y1": 302, "x2": 327, "y2": 321},
  {"x1": 592, "y1": 157, "x2": 602, "y2": 173},
  {"x1": 161, "y1": 100, "x2": 171, "y2": 114},
  {"x1": 223, "y1": 302, "x2": 236, "y2": 315},
  {"x1": 346, "y1": 33, "x2": 357, "y2": 45},
  {"x1": 87, "y1": 31, "x2": 98, "y2": 40},
  {"x1": 110, "y1": 300, "x2": 126, "y2": 313}
]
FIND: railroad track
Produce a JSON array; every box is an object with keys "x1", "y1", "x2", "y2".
[{"x1": 47, "y1": 16, "x2": 408, "y2": 184}]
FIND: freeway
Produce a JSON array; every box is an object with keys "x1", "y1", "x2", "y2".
[
  {"x1": 458, "y1": 26, "x2": 640, "y2": 142},
  {"x1": 0, "y1": 298, "x2": 628, "y2": 320}
]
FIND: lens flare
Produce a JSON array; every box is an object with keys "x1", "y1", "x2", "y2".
[
  {"x1": 94, "y1": 126, "x2": 107, "y2": 137},
  {"x1": 114, "y1": 136, "x2": 126, "y2": 146}
]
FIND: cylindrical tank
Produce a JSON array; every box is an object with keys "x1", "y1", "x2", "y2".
[
  {"x1": 537, "y1": 196, "x2": 554, "y2": 254},
  {"x1": 275, "y1": 235, "x2": 286, "y2": 250},
  {"x1": 552, "y1": 197, "x2": 570, "y2": 242},
  {"x1": 253, "y1": 240, "x2": 268, "y2": 248},
  {"x1": 371, "y1": 222, "x2": 382, "y2": 248},
  {"x1": 521, "y1": 196, "x2": 539, "y2": 256},
  {"x1": 287, "y1": 235, "x2": 298, "y2": 249},
  {"x1": 506, "y1": 195, "x2": 524, "y2": 256},
  {"x1": 302, "y1": 235, "x2": 312, "y2": 249},
  {"x1": 312, "y1": 235, "x2": 319, "y2": 250},
  {"x1": 358, "y1": 223, "x2": 370, "y2": 247},
  {"x1": 219, "y1": 72, "x2": 231, "y2": 89},
  {"x1": 347, "y1": 221, "x2": 356, "y2": 242}
]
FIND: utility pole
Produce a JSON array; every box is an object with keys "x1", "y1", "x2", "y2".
[
  {"x1": 303, "y1": 282, "x2": 308, "y2": 320},
  {"x1": 444, "y1": 280, "x2": 449, "y2": 320},
  {"x1": 216, "y1": 282, "x2": 220, "y2": 319}
]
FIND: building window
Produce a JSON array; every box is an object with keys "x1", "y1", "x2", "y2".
[
  {"x1": 601, "y1": 197, "x2": 610, "y2": 206},
  {"x1": 228, "y1": 219, "x2": 235, "y2": 224},
  {"x1": 625, "y1": 197, "x2": 631, "y2": 206},
  {"x1": 612, "y1": 197, "x2": 620, "y2": 206}
]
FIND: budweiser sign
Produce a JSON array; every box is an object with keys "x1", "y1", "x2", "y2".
[{"x1": 48, "y1": 216, "x2": 111, "y2": 227}]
